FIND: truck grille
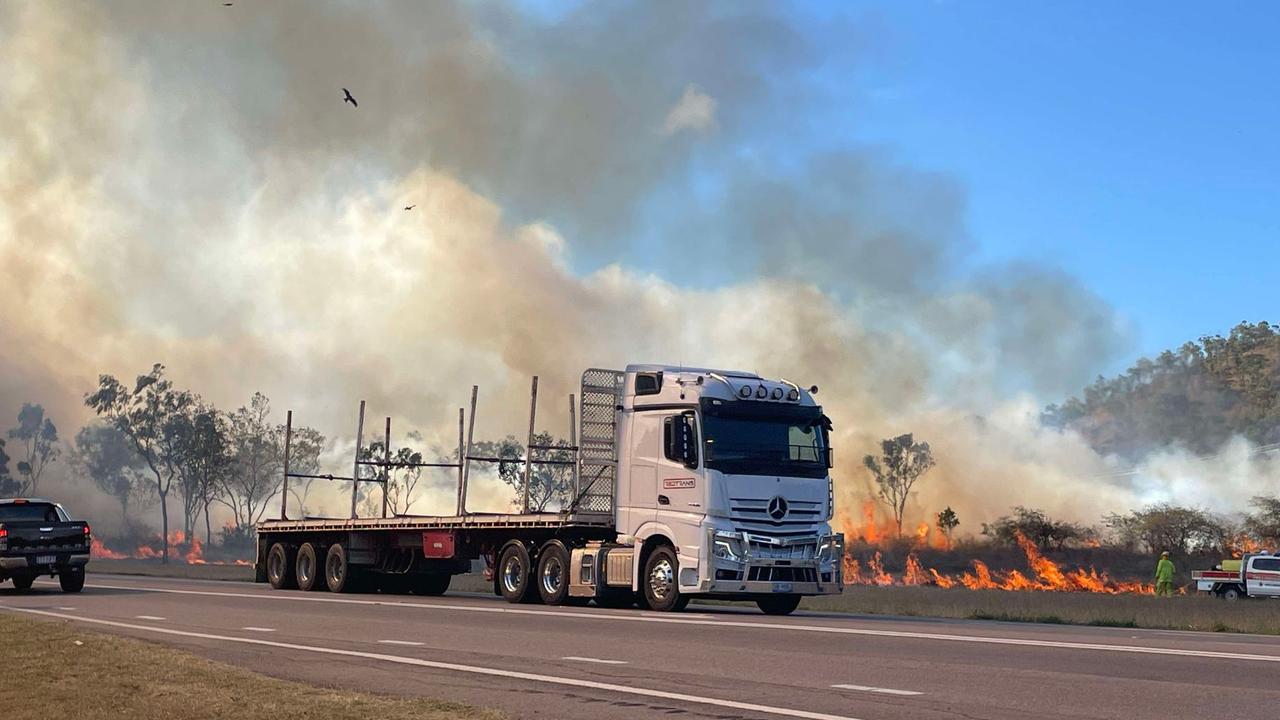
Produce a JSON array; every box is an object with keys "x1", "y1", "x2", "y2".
[
  {"x1": 747, "y1": 538, "x2": 817, "y2": 560},
  {"x1": 730, "y1": 497, "x2": 823, "y2": 536},
  {"x1": 747, "y1": 566, "x2": 816, "y2": 583}
]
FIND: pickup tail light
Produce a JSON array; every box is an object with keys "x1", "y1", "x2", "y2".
[{"x1": 0, "y1": 527, "x2": 6, "y2": 551}]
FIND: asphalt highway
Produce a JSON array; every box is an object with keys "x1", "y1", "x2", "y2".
[{"x1": 3, "y1": 573, "x2": 1279, "y2": 720}]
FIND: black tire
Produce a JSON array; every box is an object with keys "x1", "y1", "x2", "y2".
[
  {"x1": 1222, "y1": 586, "x2": 1244, "y2": 601},
  {"x1": 295, "y1": 543, "x2": 323, "y2": 591},
  {"x1": 497, "y1": 542, "x2": 536, "y2": 604},
  {"x1": 59, "y1": 567, "x2": 86, "y2": 593},
  {"x1": 756, "y1": 594, "x2": 802, "y2": 616},
  {"x1": 411, "y1": 573, "x2": 451, "y2": 596},
  {"x1": 536, "y1": 542, "x2": 572, "y2": 605},
  {"x1": 324, "y1": 543, "x2": 358, "y2": 593},
  {"x1": 11, "y1": 573, "x2": 35, "y2": 592},
  {"x1": 266, "y1": 543, "x2": 296, "y2": 590},
  {"x1": 642, "y1": 545, "x2": 684, "y2": 612}
]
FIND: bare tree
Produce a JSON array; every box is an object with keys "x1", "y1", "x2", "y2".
[
  {"x1": 72, "y1": 423, "x2": 149, "y2": 529},
  {"x1": 218, "y1": 393, "x2": 283, "y2": 530},
  {"x1": 863, "y1": 433, "x2": 935, "y2": 539},
  {"x1": 85, "y1": 364, "x2": 195, "y2": 563},
  {"x1": 7, "y1": 403, "x2": 60, "y2": 495}
]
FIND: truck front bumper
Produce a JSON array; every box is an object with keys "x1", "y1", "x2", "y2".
[{"x1": 703, "y1": 530, "x2": 843, "y2": 596}]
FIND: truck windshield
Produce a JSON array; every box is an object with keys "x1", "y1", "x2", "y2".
[
  {"x1": 700, "y1": 400, "x2": 830, "y2": 478},
  {"x1": 0, "y1": 503, "x2": 63, "y2": 522}
]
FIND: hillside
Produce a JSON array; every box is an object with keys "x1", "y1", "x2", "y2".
[{"x1": 1042, "y1": 321, "x2": 1280, "y2": 460}]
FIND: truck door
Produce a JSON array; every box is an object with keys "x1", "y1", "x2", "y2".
[
  {"x1": 1247, "y1": 556, "x2": 1280, "y2": 596},
  {"x1": 623, "y1": 412, "x2": 663, "y2": 532}
]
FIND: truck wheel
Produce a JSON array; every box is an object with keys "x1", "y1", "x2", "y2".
[
  {"x1": 324, "y1": 543, "x2": 358, "y2": 593},
  {"x1": 1222, "y1": 586, "x2": 1244, "y2": 601},
  {"x1": 266, "y1": 543, "x2": 297, "y2": 590},
  {"x1": 537, "y1": 542, "x2": 573, "y2": 605},
  {"x1": 295, "y1": 543, "x2": 323, "y2": 591},
  {"x1": 756, "y1": 594, "x2": 802, "y2": 615},
  {"x1": 59, "y1": 567, "x2": 86, "y2": 593},
  {"x1": 497, "y1": 542, "x2": 536, "y2": 604},
  {"x1": 412, "y1": 573, "x2": 451, "y2": 596},
  {"x1": 11, "y1": 573, "x2": 34, "y2": 592},
  {"x1": 642, "y1": 546, "x2": 684, "y2": 612}
]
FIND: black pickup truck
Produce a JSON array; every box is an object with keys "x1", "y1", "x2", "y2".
[{"x1": 0, "y1": 498, "x2": 89, "y2": 592}]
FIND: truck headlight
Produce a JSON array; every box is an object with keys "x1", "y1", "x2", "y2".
[
  {"x1": 713, "y1": 540, "x2": 739, "y2": 562},
  {"x1": 712, "y1": 530, "x2": 745, "y2": 563}
]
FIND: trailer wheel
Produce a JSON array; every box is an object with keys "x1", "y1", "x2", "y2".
[
  {"x1": 59, "y1": 566, "x2": 86, "y2": 593},
  {"x1": 536, "y1": 542, "x2": 574, "y2": 605},
  {"x1": 642, "y1": 545, "x2": 685, "y2": 612},
  {"x1": 267, "y1": 542, "x2": 296, "y2": 590},
  {"x1": 756, "y1": 594, "x2": 802, "y2": 616},
  {"x1": 324, "y1": 543, "x2": 358, "y2": 593},
  {"x1": 497, "y1": 542, "x2": 536, "y2": 604},
  {"x1": 412, "y1": 573, "x2": 451, "y2": 596},
  {"x1": 295, "y1": 543, "x2": 323, "y2": 591}
]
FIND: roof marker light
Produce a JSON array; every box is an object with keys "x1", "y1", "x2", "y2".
[
  {"x1": 738, "y1": 386, "x2": 752, "y2": 399},
  {"x1": 755, "y1": 385, "x2": 768, "y2": 399},
  {"x1": 771, "y1": 387, "x2": 784, "y2": 400},
  {"x1": 787, "y1": 389, "x2": 800, "y2": 401}
]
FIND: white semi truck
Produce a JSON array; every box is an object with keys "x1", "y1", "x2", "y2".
[{"x1": 256, "y1": 365, "x2": 844, "y2": 614}]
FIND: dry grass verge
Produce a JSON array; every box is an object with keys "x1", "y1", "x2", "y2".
[
  {"x1": 91, "y1": 558, "x2": 256, "y2": 581},
  {"x1": 800, "y1": 585, "x2": 1280, "y2": 635},
  {"x1": 0, "y1": 613, "x2": 503, "y2": 720}
]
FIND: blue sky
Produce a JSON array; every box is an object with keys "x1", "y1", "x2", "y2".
[{"x1": 826, "y1": 1, "x2": 1279, "y2": 365}]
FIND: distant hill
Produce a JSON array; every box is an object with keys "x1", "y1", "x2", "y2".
[{"x1": 1042, "y1": 321, "x2": 1280, "y2": 460}]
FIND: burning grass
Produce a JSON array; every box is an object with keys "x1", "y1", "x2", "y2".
[
  {"x1": 0, "y1": 613, "x2": 503, "y2": 720},
  {"x1": 802, "y1": 586, "x2": 1280, "y2": 635}
]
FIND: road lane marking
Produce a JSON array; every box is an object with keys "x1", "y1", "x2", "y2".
[
  {"x1": 2, "y1": 607, "x2": 861, "y2": 720},
  {"x1": 378, "y1": 640, "x2": 425, "y2": 646},
  {"x1": 67, "y1": 580, "x2": 1280, "y2": 664},
  {"x1": 831, "y1": 684, "x2": 922, "y2": 697},
  {"x1": 134, "y1": 615, "x2": 165, "y2": 621},
  {"x1": 55, "y1": 606, "x2": 76, "y2": 611},
  {"x1": 241, "y1": 626, "x2": 275, "y2": 632},
  {"x1": 562, "y1": 656, "x2": 628, "y2": 665}
]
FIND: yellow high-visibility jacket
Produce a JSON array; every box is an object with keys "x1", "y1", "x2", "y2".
[{"x1": 1155, "y1": 558, "x2": 1175, "y2": 583}]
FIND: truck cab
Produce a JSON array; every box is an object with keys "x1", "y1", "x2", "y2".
[{"x1": 603, "y1": 365, "x2": 843, "y2": 613}]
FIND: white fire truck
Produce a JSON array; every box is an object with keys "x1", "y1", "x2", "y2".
[
  {"x1": 1192, "y1": 552, "x2": 1280, "y2": 600},
  {"x1": 256, "y1": 365, "x2": 844, "y2": 614}
]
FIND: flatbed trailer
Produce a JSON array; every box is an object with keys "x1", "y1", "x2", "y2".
[{"x1": 256, "y1": 366, "x2": 844, "y2": 614}]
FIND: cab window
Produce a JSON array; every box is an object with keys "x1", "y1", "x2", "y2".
[{"x1": 1253, "y1": 558, "x2": 1280, "y2": 572}]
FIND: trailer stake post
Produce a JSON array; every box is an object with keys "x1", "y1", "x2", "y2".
[
  {"x1": 281, "y1": 410, "x2": 293, "y2": 520},
  {"x1": 568, "y1": 394, "x2": 577, "y2": 506},
  {"x1": 351, "y1": 400, "x2": 366, "y2": 519},
  {"x1": 460, "y1": 386, "x2": 478, "y2": 516},
  {"x1": 522, "y1": 376, "x2": 539, "y2": 514},
  {"x1": 455, "y1": 407, "x2": 465, "y2": 516},
  {"x1": 382, "y1": 416, "x2": 391, "y2": 519}
]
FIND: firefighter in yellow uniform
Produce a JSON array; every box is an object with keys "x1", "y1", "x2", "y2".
[{"x1": 1154, "y1": 551, "x2": 1175, "y2": 597}]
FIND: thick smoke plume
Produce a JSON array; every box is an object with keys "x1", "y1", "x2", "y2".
[{"x1": 1, "y1": 2, "x2": 1270, "y2": 534}]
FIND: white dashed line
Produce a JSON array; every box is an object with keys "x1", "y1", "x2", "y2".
[
  {"x1": 377, "y1": 640, "x2": 425, "y2": 646},
  {"x1": 831, "y1": 684, "x2": 922, "y2": 697},
  {"x1": 241, "y1": 626, "x2": 275, "y2": 632},
  {"x1": 562, "y1": 656, "x2": 628, "y2": 665},
  {"x1": 3, "y1": 607, "x2": 861, "y2": 720},
  {"x1": 55, "y1": 606, "x2": 76, "y2": 611},
  {"x1": 134, "y1": 615, "x2": 165, "y2": 621}
]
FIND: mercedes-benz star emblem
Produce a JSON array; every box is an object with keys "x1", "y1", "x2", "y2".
[{"x1": 767, "y1": 496, "x2": 789, "y2": 520}]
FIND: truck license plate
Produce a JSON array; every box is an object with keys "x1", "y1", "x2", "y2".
[
  {"x1": 34, "y1": 555, "x2": 56, "y2": 565},
  {"x1": 772, "y1": 582, "x2": 793, "y2": 593}
]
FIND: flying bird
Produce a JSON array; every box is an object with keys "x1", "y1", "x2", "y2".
[
  {"x1": 404, "y1": 205, "x2": 416, "y2": 211},
  {"x1": 342, "y1": 88, "x2": 358, "y2": 108}
]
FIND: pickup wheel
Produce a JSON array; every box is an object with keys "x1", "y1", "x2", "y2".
[
  {"x1": 411, "y1": 573, "x2": 451, "y2": 596},
  {"x1": 756, "y1": 594, "x2": 802, "y2": 615},
  {"x1": 497, "y1": 542, "x2": 536, "y2": 604},
  {"x1": 536, "y1": 542, "x2": 573, "y2": 605},
  {"x1": 295, "y1": 543, "x2": 323, "y2": 591},
  {"x1": 11, "y1": 573, "x2": 34, "y2": 592},
  {"x1": 324, "y1": 543, "x2": 358, "y2": 593},
  {"x1": 1221, "y1": 585, "x2": 1245, "y2": 601},
  {"x1": 59, "y1": 567, "x2": 86, "y2": 593},
  {"x1": 642, "y1": 546, "x2": 685, "y2": 612},
  {"x1": 266, "y1": 542, "x2": 297, "y2": 590}
]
